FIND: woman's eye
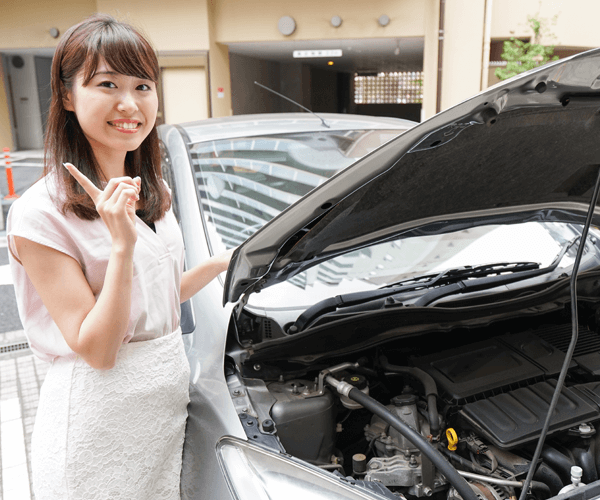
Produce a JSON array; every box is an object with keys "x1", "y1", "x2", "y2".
[
  {"x1": 137, "y1": 83, "x2": 152, "y2": 91},
  {"x1": 99, "y1": 81, "x2": 116, "y2": 88}
]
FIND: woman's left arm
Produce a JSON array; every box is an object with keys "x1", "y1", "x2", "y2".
[{"x1": 180, "y1": 249, "x2": 233, "y2": 303}]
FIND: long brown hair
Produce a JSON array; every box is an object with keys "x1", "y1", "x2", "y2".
[{"x1": 44, "y1": 13, "x2": 169, "y2": 222}]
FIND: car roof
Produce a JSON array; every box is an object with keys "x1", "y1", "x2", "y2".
[{"x1": 171, "y1": 113, "x2": 416, "y2": 144}]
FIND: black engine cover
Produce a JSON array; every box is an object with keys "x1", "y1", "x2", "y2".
[{"x1": 459, "y1": 379, "x2": 600, "y2": 449}]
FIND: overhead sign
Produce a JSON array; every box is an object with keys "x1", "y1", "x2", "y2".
[{"x1": 293, "y1": 49, "x2": 342, "y2": 58}]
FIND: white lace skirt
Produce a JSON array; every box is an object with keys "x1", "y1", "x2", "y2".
[{"x1": 31, "y1": 329, "x2": 190, "y2": 500}]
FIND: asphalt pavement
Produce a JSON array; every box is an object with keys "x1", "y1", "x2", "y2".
[{"x1": 0, "y1": 150, "x2": 44, "y2": 500}]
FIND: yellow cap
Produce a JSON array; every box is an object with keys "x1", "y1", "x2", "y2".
[{"x1": 446, "y1": 428, "x2": 458, "y2": 451}]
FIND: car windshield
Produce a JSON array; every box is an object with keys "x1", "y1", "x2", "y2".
[
  {"x1": 248, "y1": 221, "x2": 580, "y2": 309},
  {"x1": 190, "y1": 129, "x2": 403, "y2": 250}
]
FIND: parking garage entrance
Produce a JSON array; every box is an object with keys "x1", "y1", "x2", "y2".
[{"x1": 228, "y1": 37, "x2": 424, "y2": 122}]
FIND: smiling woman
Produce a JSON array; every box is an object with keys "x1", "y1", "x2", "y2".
[{"x1": 4, "y1": 13, "x2": 231, "y2": 500}]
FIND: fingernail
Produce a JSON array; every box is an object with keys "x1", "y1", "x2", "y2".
[{"x1": 63, "y1": 162, "x2": 70, "y2": 169}]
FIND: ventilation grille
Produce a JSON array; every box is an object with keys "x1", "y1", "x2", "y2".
[
  {"x1": 0, "y1": 342, "x2": 30, "y2": 355},
  {"x1": 263, "y1": 320, "x2": 273, "y2": 339},
  {"x1": 442, "y1": 376, "x2": 547, "y2": 406},
  {"x1": 535, "y1": 324, "x2": 600, "y2": 357}
]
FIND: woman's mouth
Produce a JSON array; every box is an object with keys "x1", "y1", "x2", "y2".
[{"x1": 108, "y1": 120, "x2": 141, "y2": 132}]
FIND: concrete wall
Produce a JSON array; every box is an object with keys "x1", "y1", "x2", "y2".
[
  {"x1": 230, "y1": 54, "x2": 284, "y2": 115},
  {"x1": 212, "y1": 0, "x2": 428, "y2": 43},
  {"x1": 491, "y1": 0, "x2": 600, "y2": 48},
  {"x1": 96, "y1": 0, "x2": 210, "y2": 51},
  {"x1": 0, "y1": 0, "x2": 97, "y2": 50},
  {"x1": 230, "y1": 54, "x2": 311, "y2": 115}
]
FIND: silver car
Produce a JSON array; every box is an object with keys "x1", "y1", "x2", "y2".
[{"x1": 160, "y1": 49, "x2": 600, "y2": 500}]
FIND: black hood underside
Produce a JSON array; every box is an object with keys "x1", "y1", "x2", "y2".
[{"x1": 225, "y1": 50, "x2": 600, "y2": 304}]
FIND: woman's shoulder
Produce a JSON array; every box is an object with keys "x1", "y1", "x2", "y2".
[
  {"x1": 7, "y1": 174, "x2": 83, "y2": 265},
  {"x1": 7, "y1": 174, "x2": 73, "y2": 235},
  {"x1": 11, "y1": 174, "x2": 62, "y2": 213}
]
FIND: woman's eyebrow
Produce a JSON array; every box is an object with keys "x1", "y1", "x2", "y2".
[{"x1": 93, "y1": 71, "x2": 120, "y2": 77}]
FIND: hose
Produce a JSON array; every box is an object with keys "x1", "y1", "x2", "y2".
[
  {"x1": 530, "y1": 481, "x2": 552, "y2": 499},
  {"x1": 534, "y1": 463, "x2": 563, "y2": 497},
  {"x1": 595, "y1": 429, "x2": 600, "y2": 479},
  {"x1": 326, "y1": 376, "x2": 478, "y2": 500},
  {"x1": 379, "y1": 356, "x2": 440, "y2": 435},
  {"x1": 571, "y1": 444, "x2": 597, "y2": 483},
  {"x1": 484, "y1": 450, "x2": 498, "y2": 473},
  {"x1": 441, "y1": 447, "x2": 490, "y2": 475},
  {"x1": 541, "y1": 445, "x2": 575, "y2": 485}
]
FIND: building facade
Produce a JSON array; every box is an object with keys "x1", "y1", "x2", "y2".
[{"x1": 0, "y1": 0, "x2": 598, "y2": 151}]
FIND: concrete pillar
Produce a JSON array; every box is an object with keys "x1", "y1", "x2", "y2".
[
  {"x1": 207, "y1": 2, "x2": 232, "y2": 117},
  {"x1": 0, "y1": 61, "x2": 14, "y2": 152},
  {"x1": 441, "y1": 0, "x2": 485, "y2": 110},
  {"x1": 422, "y1": 0, "x2": 440, "y2": 120}
]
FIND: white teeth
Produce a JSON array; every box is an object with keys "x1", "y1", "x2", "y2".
[{"x1": 112, "y1": 122, "x2": 139, "y2": 130}]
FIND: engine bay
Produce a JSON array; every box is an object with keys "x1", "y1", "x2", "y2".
[{"x1": 226, "y1": 307, "x2": 600, "y2": 500}]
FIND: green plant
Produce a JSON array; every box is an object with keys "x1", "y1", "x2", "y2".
[{"x1": 495, "y1": 16, "x2": 559, "y2": 81}]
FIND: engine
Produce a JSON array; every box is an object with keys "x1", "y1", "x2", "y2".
[{"x1": 227, "y1": 321, "x2": 600, "y2": 500}]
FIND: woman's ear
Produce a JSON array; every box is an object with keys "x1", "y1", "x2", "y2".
[{"x1": 62, "y1": 84, "x2": 75, "y2": 112}]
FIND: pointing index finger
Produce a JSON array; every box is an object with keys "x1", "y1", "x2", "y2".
[{"x1": 63, "y1": 162, "x2": 102, "y2": 202}]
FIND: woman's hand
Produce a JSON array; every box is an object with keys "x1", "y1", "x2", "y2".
[
  {"x1": 214, "y1": 247, "x2": 235, "y2": 274},
  {"x1": 63, "y1": 162, "x2": 141, "y2": 249},
  {"x1": 179, "y1": 247, "x2": 237, "y2": 303}
]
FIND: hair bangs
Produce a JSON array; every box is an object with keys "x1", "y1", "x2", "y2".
[{"x1": 80, "y1": 20, "x2": 159, "y2": 86}]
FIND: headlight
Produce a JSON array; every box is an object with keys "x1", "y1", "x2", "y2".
[{"x1": 217, "y1": 437, "x2": 388, "y2": 500}]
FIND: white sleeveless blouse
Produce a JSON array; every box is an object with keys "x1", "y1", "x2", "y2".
[{"x1": 7, "y1": 174, "x2": 185, "y2": 362}]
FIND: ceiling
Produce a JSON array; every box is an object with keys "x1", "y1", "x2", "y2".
[{"x1": 227, "y1": 37, "x2": 424, "y2": 73}]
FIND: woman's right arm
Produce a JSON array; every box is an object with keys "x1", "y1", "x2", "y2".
[
  {"x1": 14, "y1": 236, "x2": 134, "y2": 370},
  {"x1": 14, "y1": 165, "x2": 141, "y2": 370}
]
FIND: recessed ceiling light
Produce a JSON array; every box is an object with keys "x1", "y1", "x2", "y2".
[
  {"x1": 278, "y1": 16, "x2": 296, "y2": 36},
  {"x1": 378, "y1": 15, "x2": 390, "y2": 27},
  {"x1": 331, "y1": 16, "x2": 342, "y2": 28}
]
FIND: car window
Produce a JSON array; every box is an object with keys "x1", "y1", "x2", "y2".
[{"x1": 189, "y1": 129, "x2": 403, "y2": 251}]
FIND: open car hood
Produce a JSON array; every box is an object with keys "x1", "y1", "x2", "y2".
[{"x1": 224, "y1": 48, "x2": 600, "y2": 305}]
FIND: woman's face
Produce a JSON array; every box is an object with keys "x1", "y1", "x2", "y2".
[{"x1": 63, "y1": 57, "x2": 158, "y2": 161}]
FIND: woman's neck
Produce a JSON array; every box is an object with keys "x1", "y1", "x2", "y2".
[{"x1": 93, "y1": 146, "x2": 128, "y2": 180}]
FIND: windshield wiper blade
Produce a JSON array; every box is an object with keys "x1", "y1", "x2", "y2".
[
  {"x1": 382, "y1": 261, "x2": 541, "y2": 290},
  {"x1": 413, "y1": 237, "x2": 578, "y2": 307},
  {"x1": 290, "y1": 240, "x2": 577, "y2": 333}
]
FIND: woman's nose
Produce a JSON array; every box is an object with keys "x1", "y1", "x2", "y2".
[{"x1": 117, "y1": 92, "x2": 138, "y2": 113}]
